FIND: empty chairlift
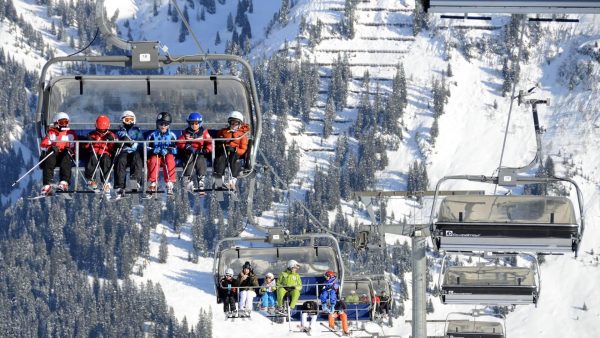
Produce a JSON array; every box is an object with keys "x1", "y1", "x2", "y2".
[
  {"x1": 432, "y1": 193, "x2": 582, "y2": 254},
  {"x1": 439, "y1": 253, "x2": 541, "y2": 306},
  {"x1": 444, "y1": 311, "x2": 505, "y2": 338}
]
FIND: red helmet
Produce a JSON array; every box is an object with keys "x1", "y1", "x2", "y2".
[
  {"x1": 325, "y1": 271, "x2": 336, "y2": 278},
  {"x1": 96, "y1": 115, "x2": 110, "y2": 130}
]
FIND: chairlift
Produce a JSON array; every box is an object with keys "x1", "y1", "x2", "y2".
[
  {"x1": 439, "y1": 253, "x2": 541, "y2": 306},
  {"x1": 341, "y1": 276, "x2": 377, "y2": 322},
  {"x1": 430, "y1": 185, "x2": 583, "y2": 254},
  {"x1": 34, "y1": 0, "x2": 262, "y2": 195},
  {"x1": 212, "y1": 232, "x2": 344, "y2": 312},
  {"x1": 444, "y1": 311, "x2": 506, "y2": 338},
  {"x1": 422, "y1": 0, "x2": 600, "y2": 14}
]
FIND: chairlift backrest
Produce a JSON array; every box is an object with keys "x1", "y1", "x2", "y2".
[
  {"x1": 443, "y1": 266, "x2": 536, "y2": 287},
  {"x1": 446, "y1": 320, "x2": 504, "y2": 337},
  {"x1": 218, "y1": 246, "x2": 339, "y2": 278},
  {"x1": 438, "y1": 195, "x2": 577, "y2": 224}
]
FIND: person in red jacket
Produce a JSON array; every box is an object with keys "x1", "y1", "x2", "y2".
[
  {"x1": 84, "y1": 115, "x2": 117, "y2": 191},
  {"x1": 176, "y1": 111, "x2": 212, "y2": 192},
  {"x1": 214, "y1": 110, "x2": 250, "y2": 189},
  {"x1": 39, "y1": 112, "x2": 78, "y2": 195}
]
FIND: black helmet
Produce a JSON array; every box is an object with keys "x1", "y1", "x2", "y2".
[
  {"x1": 156, "y1": 112, "x2": 172, "y2": 127},
  {"x1": 242, "y1": 261, "x2": 252, "y2": 270}
]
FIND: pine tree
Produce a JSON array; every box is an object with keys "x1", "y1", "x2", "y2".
[
  {"x1": 279, "y1": 0, "x2": 290, "y2": 25},
  {"x1": 446, "y1": 62, "x2": 453, "y2": 77},
  {"x1": 430, "y1": 117, "x2": 439, "y2": 143},
  {"x1": 227, "y1": 12, "x2": 234, "y2": 32},
  {"x1": 323, "y1": 94, "x2": 335, "y2": 138},
  {"x1": 158, "y1": 231, "x2": 169, "y2": 263},
  {"x1": 215, "y1": 31, "x2": 221, "y2": 45},
  {"x1": 153, "y1": 0, "x2": 159, "y2": 16}
]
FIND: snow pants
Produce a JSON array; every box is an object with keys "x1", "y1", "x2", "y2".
[
  {"x1": 301, "y1": 313, "x2": 318, "y2": 329},
  {"x1": 213, "y1": 151, "x2": 241, "y2": 177},
  {"x1": 85, "y1": 152, "x2": 112, "y2": 183},
  {"x1": 239, "y1": 290, "x2": 256, "y2": 312},
  {"x1": 328, "y1": 312, "x2": 349, "y2": 334},
  {"x1": 114, "y1": 150, "x2": 142, "y2": 189},
  {"x1": 277, "y1": 287, "x2": 300, "y2": 308},
  {"x1": 222, "y1": 294, "x2": 237, "y2": 313},
  {"x1": 40, "y1": 150, "x2": 72, "y2": 185},
  {"x1": 181, "y1": 152, "x2": 207, "y2": 179},
  {"x1": 261, "y1": 291, "x2": 276, "y2": 308},
  {"x1": 320, "y1": 289, "x2": 338, "y2": 310},
  {"x1": 147, "y1": 154, "x2": 176, "y2": 183}
]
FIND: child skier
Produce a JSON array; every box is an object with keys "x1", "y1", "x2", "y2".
[
  {"x1": 146, "y1": 112, "x2": 178, "y2": 195},
  {"x1": 219, "y1": 268, "x2": 238, "y2": 316},
  {"x1": 114, "y1": 110, "x2": 144, "y2": 197},
  {"x1": 320, "y1": 270, "x2": 339, "y2": 313},
  {"x1": 176, "y1": 111, "x2": 212, "y2": 193},
  {"x1": 39, "y1": 112, "x2": 78, "y2": 195},
  {"x1": 84, "y1": 115, "x2": 116, "y2": 192},
  {"x1": 259, "y1": 272, "x2": 277, "y2": 311},
  {"x1": 213, "y1": 110, "x2": 250, "y2": 190}
]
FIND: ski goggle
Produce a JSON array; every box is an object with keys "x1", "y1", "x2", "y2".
[
  {"x1": 122, "y1": 117, "x2": 135, "y2": 123},
  {"x1": 158, "y1": 122, "x2": 170, "y2": 127},
  {"x1": 57, "y1": 118, "x2": 69, "y2": 127}
]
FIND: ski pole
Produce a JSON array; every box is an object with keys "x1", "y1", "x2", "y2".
[
  {"x1": 67, "y1": 149, "x2": 88, "y2": 185},
  {"x1": 222, "y1": 144, "x2": 235, "y2": 190},
  {"x1": 11, "y1": 150, "x2": 54, "y2": 187},
  {"x1": 104, "y1": 143, "x2": 124, "y2": 187},
  {"x1": 90, "y1": 142, "x2": 108, "y2": 184},
  {"x1": 181, "y1": 146, "x2": 195, "y2": 180}
]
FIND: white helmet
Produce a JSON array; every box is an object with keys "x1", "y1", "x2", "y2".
[
  {"x1": 228, "y1": 110, "x2": 244, "y2": 123},
  {"x1": 121, "y1": 110, "x2": 136, "y2": 124},
  {"x1": 266, "y1": 272, "x2": 274, "y2": 279},
  {"x1": 52, "y1": 112, "x2": 70, "y2": 123},
  {"x1": 225, "y1": 268, "x2": 234, "y2": 276},
  {"x1": 287, "y1": 259, "x2": 300, "y2": 269}
]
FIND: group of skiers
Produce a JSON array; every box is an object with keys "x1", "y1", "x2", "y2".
[
  {"x1": 38, "y1": 109, "x2": 249, "y2": 197},
  {"x1": 217, "y1": 260, "x2": 354, "y2": 335}
]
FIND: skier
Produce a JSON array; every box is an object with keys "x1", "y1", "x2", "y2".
[
  {"x1": 237, "y1": 261, "x2": 259, "y2": 317},
  {"x1": 259, "y1": 272, "x2": 277, "y2": 311},
  {"x1": 39, "y1": 112, "x2": 78, "y2": 195},
  {"x1": 276, "y1": 259, "x2": 303, "y2": 312},
  {"x1": 346, "y1": 290, "x2": 360, "y2": 304},
  {"x1": 300, "y1": 300, "x2": 319, "y2": 334},
  {"x1": 328, "y1": 299, "x2": 350, "y2": 336},
  {"x1": 320, "y1": 270, "x2": 340, "y2": 313},
  {"x1": 113, "y1": 110, "x2": 144, "y2": 197},
  {"x1": 176, "y1": 111, "x2": 212, "y2": 193},
  {"x1": 146, "y1": 112, "x2": 177, "y2": 195},
  {"x1": 84, "y1": 115, "x2": 116, "y2": 192},
  {"x1": 219, "y1": 268, "x2": 238, "y2": 316},
  {"x1": 213, "y1": 110, "x2": 249, "y2": 190}
]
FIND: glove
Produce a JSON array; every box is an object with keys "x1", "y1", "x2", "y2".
[
  {"x1": 117, "y1": 130, "x2": 128, "y2": 139},
  {"x1": 225, "y1": 146, "x2": 235, "y2": 153},
  {"x1": 260, "y1": 288, "x2": 266, "y2": 293},
  {"x1": 160, "y1": 148, "x2": 168, "y2": 157},
  {"x1": 185, "y1": 144, "x2": 196, "y2": 153},
  {"x1": 123, "y1": 146, "x2": 133, "y2": 154},
  {"x1": 227, "y1": 285, "x2": 232, "y2": 290},
  {"x1": 51, "y1": 145, "x2": 60, "y2": 154},
  {"x1": 106, "y1": 133, "x2": 115, "y2": 141},
  {"x1": 153, "y1": 148, "x2": 161, "y2": 155}
]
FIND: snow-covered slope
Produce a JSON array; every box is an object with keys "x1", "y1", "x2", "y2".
[{"x1": 4, "y1": 0, "x2": 600, "y2": 337}]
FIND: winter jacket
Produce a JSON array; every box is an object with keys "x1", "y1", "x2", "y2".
[
  {"x1": 40, "y1": 127, "x2": 78, "y2": 152},
  {"x1": 86, "y1": 129, "x2": 117, "y2": 157},
  {"x1": 346, "y1": 293, "x2": 360, "y2": 304},
  {"x1": 237, "y1": 271, "x2": 259, "y2": 292},
  {"x1": 219, "y1": 276, "x2": 238, "y2": 297},
  {"x1": 259, "y1": 279, "x2": 277, "y2": 295},
  {"x1": 116, "y1": 125, "x2": 144, "y2": 154},
  {"x1": 147, "y1": 129, "x2": 178, "y2": 156},
  {"x1": 276, "y1": 268, "x2": 302, "y2": 291},
  {"x1": 216, "y1": 123, "x2": 250, "y2": 157},
  {"x1": 177, "y1": 127, "x2": 212, "y2": 154},
  {"x1": 323, "y1": 276, "x2": 339, "y2": 293}
]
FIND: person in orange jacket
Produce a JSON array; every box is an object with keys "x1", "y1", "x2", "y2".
[
  {"x1": 84, "y1": 115, "x2": 117, "y2": 191},
  {"x1": 39, "y1": 112, "x2": 78, "y2": 195},
  {"x1": 213, "y1": 110, "x2": 249, "y2": 189}
]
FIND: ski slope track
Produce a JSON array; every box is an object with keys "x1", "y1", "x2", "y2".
[{"x1": 3, "y1": 0, "x2": 600, "y2": 337}]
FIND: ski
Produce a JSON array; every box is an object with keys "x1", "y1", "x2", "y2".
[
  {"x1": 296, "y1": 325, "x2": 313, "y2": 336},
  {"x1": 320, "y1": 322, "x2": 347, "y2": 337}
]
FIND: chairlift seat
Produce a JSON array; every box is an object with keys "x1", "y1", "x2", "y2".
[
  {"x1": 434, "y1": 195, "x2": 579, "y2": 253},
  {"x1": 446, "y1": 320, "x2": 504, "y2": 338},
  {"x1": 441, "y1": 266, "x2": 538, "y2": 305}
]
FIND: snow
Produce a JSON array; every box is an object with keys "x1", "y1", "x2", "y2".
[{"x1": 3, "y1": 0, "x2": 600, "y2": 337}]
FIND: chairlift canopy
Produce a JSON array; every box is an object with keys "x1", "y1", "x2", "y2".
[
  {"x1": 423, "y1": 0, "x2": 600, "y2": 14},
  {"x1": 446, "y1": 320, "x2": 504, "y2": 338}
]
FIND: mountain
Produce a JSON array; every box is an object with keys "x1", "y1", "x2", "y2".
[{"x1": 1, "y1": 0, "x2": 599, "y2": 337}]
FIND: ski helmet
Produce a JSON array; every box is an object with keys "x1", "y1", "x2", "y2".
[
  {"x1": 156, "y1": 111, "x2": 172, "y2": 128},
  {"x1": 121, "y1": 110, "x2": 136, "y2": 125},
  {"x1": 324, "y1": 271, "x2": 336, "y2": 278},
  {"x1": 287, "y1": 260, "x2": 300, "y2": 269},
  {"x1": 228, "y1": 110, "x2": 244, "y2": 123},
  {"x1": 96, "y1": 115, "x2": 110, "y2": 130},
  {"x1": 265, "y1": 272, "x2": 274, "y2": 279},
  {"x1": 187, "y1": 111, "x2": 203, "y2": 126},
  {"x1": 225, "y1": 268, "x2": 234, "y2": 277},
  {"x1": 52, "y1": 112, "x2": 70, "y2": 124}
]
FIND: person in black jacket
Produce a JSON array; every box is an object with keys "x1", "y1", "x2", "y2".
[
  {"x1": 300, "y1": 300, "x2": 319, "y2": 333},
  {"x1": 237, "y1": 261, "x2": 259, "y2": 317},
  {"x1": 219, "y1": 268, "x2": 238, "y2": 316}
]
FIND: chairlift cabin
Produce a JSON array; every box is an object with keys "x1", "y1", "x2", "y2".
[
  {"x1": 34, "y1": 53, "x2": 262, "y2": 190},
  {"x1": 341, "y1": 276, "x2": 376, "y2": 322},
  {"x1": 444, "y1": 312, "x2": 505, "y2": 338},
  {"x1": 439, "y1": 253, "x2": 541, "y2": 306},
  {"x1": 212, "y1": 232, "x2": 344, "y2": 313}
]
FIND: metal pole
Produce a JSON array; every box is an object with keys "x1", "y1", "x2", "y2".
[{"x1": 412, "y1": 230, "x2": 427, "y2": 338}]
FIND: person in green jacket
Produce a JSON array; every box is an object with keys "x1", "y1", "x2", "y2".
[{"x1": 277, "y1": 259, "x2": 303, "y2": 309}]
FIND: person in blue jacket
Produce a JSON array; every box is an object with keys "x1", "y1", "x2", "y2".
[
  {"x1": 114, "y1": 110, "x2": 144, "y2": 196},
  {"x1": 147, "y1": 112, "x2": 178, "y2": 194},
  {"x1": 320, "y1": 270, "x2": 339, "y2": 313}
]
